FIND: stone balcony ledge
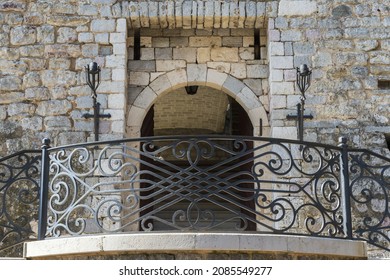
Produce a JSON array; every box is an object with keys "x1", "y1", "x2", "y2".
[{"x1": 24, "y1": 233, "x2": 367, "y2": 260}]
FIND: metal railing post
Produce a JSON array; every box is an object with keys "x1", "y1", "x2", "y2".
[
  {"x1": 38, "y1": 138, "x2": 50, "y2": 240},
  {"x1": 338, "y1": 137, "x2": 353, "y2": 239}
]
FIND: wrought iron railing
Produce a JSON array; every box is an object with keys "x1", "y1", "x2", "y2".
[
  {"x1": 0, "y1": 135, "x2": 389, "y2": 257},
  {"x1": 348, "y1": 148, "x2": 390, "y2": 251},
  {"x1": 0, "y1": 150, "x2": 41, "y2": 257}
]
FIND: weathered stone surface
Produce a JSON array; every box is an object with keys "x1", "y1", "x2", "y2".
[
  {"x1": 156, "y1": 60, "x2": 186, "y2": 72},
  {"x1": 0, "y1": 59, "x2": 27, "y2": 75},
  {"x1": 47, "y1": 16, "x2": 90, "y2": 27},
  {"x1": 278, "y1": 1, "x2": 317, "y2": 16},
  {"x1": 82, "y1": 44, "x2": 99, "y2": 57},
  {"x1": 20, "y1": 116, "x2": 43, "y2": 131},
  {"x1": 41, "y1": 70, "x2": 77, "y2": 87},
  {"x1": 36, "y1": 100, "x2": 72, "y2": 116},
  {"x1": 187, "y1": 64, "x2": 207, "y2": 85},
  {"x1": 45, "y1": 44, "x2": 81, "y2": 58},
  {"x1": 25, "y1": 87, "x2": 50, "y2": 100},
  {"x1": 37, "y1": 25, "x2": 55, "y2": 44},
  {"x1": 0, "y1": 2, "x2": 25, "y2": 12},
  {"x1": 10, "y1": 26, "x2": 36, "y2": 45},
  {"x1": 211, "y1": 47, "x2": 239, "y2": 62},
  {"x1": 44, "y1": 116, "x2": 72, "y2": 130},
  {"x1": 91, "y1": 19, "x2": 116, "y2": 32},
  {"x1": 7, "y1": 103, "x2": 35, "y2": 116},
  {"x1": 173, "y1": 48, "x2": 197, "y2": 63},
  {"x1": 129, "y1": 72, "x2": 150, "y2": 86},
  {"x1": 0, "y1": 76, "x2": 22, "y2": 91},
  {"x1": 57, "y1": 27, "x2": 77, "y2": 43},
  {"x1": 155, "y1": 48, "x2": 172, "y2": 60},
  {"x1": 332, "y1": 5, "x2": 352, "y2": 19}
]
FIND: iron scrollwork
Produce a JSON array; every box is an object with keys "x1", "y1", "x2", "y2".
[
  {"x1": 1, "y1": 135, "x2": 390, "y2": 253},
  {"x1": 349, "y1": 150, "x2": 390, "y2": 251},
  {"x1": 44, "y1": 136, "x2": 345, "y2": 238},
  {"x1": 0, "y1": 151, "x2": 41, "y2": 257}
]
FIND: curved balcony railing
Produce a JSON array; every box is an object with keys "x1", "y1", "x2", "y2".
[
  {"x1": 0, "y1": 150, "x2": 41, "y2": 257},
  {"x1": 1, "y1": 135, "x2": 389, "y2": 257}
]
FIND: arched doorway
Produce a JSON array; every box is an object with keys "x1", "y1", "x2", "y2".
[{"x1": 139, "y1": 86, "x2": 256, "y2": 231}]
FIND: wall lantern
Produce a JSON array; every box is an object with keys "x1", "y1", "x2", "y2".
[
  {"x1": 185, "y1": 86, "x2": 199, "y2": 95},
  {"x1": 287, "y1": 64, "x2": 313, "y2": 142},
  {"x1": 82, "y1": 62, "x2": 111, "y2": 142}
]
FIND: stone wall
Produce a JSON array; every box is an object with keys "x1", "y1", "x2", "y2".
[
  {"x1": 127, "y1": 26, "x2": 269, "y2": 137},
  {"x1": 269, "y1": 0, "x2": 390, "y2": 156},
  {"x1": 0, "y1": 0, "x2": 128, "y2": 154}
]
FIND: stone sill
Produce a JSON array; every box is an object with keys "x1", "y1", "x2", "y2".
[{"x1": 24, "y1": 233, "x2": 367, "y2": 259}]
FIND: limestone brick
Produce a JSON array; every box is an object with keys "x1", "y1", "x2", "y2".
[
  {"x1": 112, "y1": 68, "x2": 127, "y2": 81},
  {"x1": 141, "y1": 48, "x2": 155, "y2": 60},
  {"x1": 37, "y1": 25, "x2": 55, "y2": 44},
  {"x1": 238, "y1": 48, "x2": 254, "y2": 60},
  {"x1": 230, "y1": 63, "x2": 246, "y2": 79},
  {"x1": 47, "y1": 16, "x2": 89, "y2": 27},
  {"x1": 129, "y1": 72, "x2": 150, "y2": 86},
  {"x1": 278, "y1": 1, "x2": 317, "y2": 16},
  {"x1": 82, "y1": 44, "x2": 99, "y2": 57},
  {"x1": 108, "y1": 93, "x2": 126, "y2": 109},
  {"x1": 189, "y1": 36, "x2": 221, "y2": 47},
  {"x1": 236, "y1": 87, "x2": 261, "y2": 110},
  {"x1": 57, "y1": 27, "x2": 77, "y2": 43},
  {"x1": 270, "y1": 95, "x2": 287, "y2": 109},
  {"x1": 269, "y1": 42, "x2": 284, "y2": 56},
  {"x1": 187, "y1": 64, "x2": 207, "y2": 85},
  {"x1": 99, "y1": 81, "x2": 126, "y2": 93},
  {"x1": 25, "y1": 87, "x2": 50, "y2": 100},
  {"x1": 23, "y1": 72, "x2": 41, "y2": 88},
  {"x1": 10, "y1": 26, "x2": 36, "y2": 45},
  {"x1": 36, "y1": 100, "x2": 72, "y2": 116},
  {"x1": 155, "y1": 48, "x2": 172, "y2": 60},
  {"x1": 167, "y1": 69, "x2": 188, "y2": 90},
  {"x1": 197, "y1": 48, "x2": 211, "y2": 64},
  {"x1": 222, "y1": 75, "x2": 245, "y2": 97},
  {"x1": 78, "y1": 4, "x2": 98, "y2": 16},
  {"x1": 91, "y1": 19, "x2": 116, "y2": 32},
  {"x1": 95, "y1": 33, "x2": 109, "y2": 44},
  {"x1": 156, "y1": 60, "x2": 186, "y2": 72},
  {"x1": 210, "y1": 47, "x2": 239, "y2": 62},
  {"x1": 271, "y1": 82, "x2": 295, "y2": 95},
  {"x1": 110, "y1": 33, "x2": 126, "y2": 44},
  {"x1": 182, "y1": 1, "x2": 192, "y2": 29},
  {"x1": 113, "y1": 43, "x2": 127, "y2": 55},
  {"x1": 207, "y1": 69, "x2": 228, "y2": 90},
  {"x1": 106, "y1": 55, "x2": 126, "y2": 68},
  {"x1": 133, "y1": 86, "x2": 157, "y2": 109},
  {"x1": 207, "y1": 62, "x2": 231, "y2": 73},
  {"x1": 0, "y1": 76, "x2": 22, "y2": 91},
  {"x1": 149, "y1": 74, "x2": 172, "y2": 95},
  {"x1": 78, "y1": 32, "x2": 94, "y2": 43},
  {"x1": 173, "y1": 48, "x2": 197, "y2": 63},
  {"x1": 152, "y1": 37, "x2": 170, "y2": 47},
  {"x1": 271, "y1": 56, "x2": 294, "y2": 69}
]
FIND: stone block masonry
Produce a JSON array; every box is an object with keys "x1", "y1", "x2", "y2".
[{"x1": 0, "y1": 2, "x2": 129, "y2": 151}]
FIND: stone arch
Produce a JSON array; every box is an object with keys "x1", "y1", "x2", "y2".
[{"x1": 126, "y1": 67, "x2": 269, "y2": 137}]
